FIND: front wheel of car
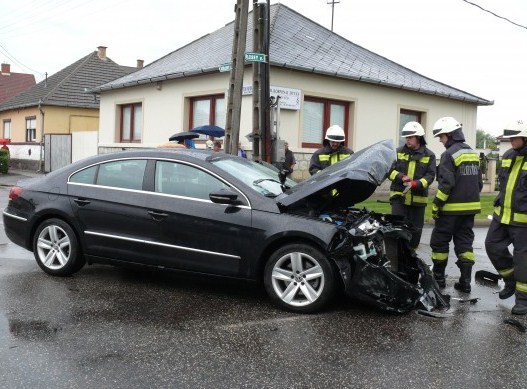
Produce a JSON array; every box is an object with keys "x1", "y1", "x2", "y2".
[
  {"x1": 33, "y1": 218, "x2": 85, "y2": 276},
  {"x1": 264, "y1": 244, "x2": 336, "y2": 313}
]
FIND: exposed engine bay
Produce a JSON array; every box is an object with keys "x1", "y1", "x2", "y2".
[{"x1": 321, "y1": 207, "x2": 450, "y2": 313}]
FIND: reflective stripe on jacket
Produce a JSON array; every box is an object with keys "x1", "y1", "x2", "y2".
[
  {"x1": 308, "y1": 144, "x2": 354, "y2": 175},
  {"x1": 433, "y1": 141, "x2": 482, "y2": 215},
  {"x1": 388, "y1": 145, "x2": 436, "y2": 207},
  {"x1": 493, "y1": 144, "x2": 527, "y2": 226}
]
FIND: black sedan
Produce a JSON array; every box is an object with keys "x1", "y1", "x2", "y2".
[{"x1": 3, "y1": 140, "x2": 447, "y2": 313}]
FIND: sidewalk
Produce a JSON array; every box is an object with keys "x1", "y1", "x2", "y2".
[{"x1": 0, "y1": 169, "x2": 44, "y2": 187}]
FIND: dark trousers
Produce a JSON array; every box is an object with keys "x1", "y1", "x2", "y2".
[
  {"x1": 485, "y1": 219, "x2": 527, "y2": 283},
  {"x1": 391, "y1": 200, "x2": 425, "y2": 248},
  {"x1": 430, "y1": 214, "x2": 475, "y2": 261}
]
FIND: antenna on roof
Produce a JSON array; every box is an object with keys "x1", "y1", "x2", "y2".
[{"x1": 327, "y1": 0, "x2": 340, "y2": 31}]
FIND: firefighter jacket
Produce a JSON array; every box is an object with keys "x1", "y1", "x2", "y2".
[
  {"x1": 433, "y1": 138, "x2": 482, "y2": 215},
  {"x1": 388, "y1": 145, "x2": 436, "y2": 207},
  {"x1": 493, "y1": 142, "x2": 527, "y2": 226},
  {"x1": 309, "y1": 144, "x2": 353, "y2": 175}
]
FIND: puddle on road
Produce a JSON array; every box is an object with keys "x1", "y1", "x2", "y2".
[{"x1": 7, "y1": 319, "x2": 61, "y2": 341}]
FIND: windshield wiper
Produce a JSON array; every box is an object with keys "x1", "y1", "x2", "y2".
[{"x1": 253, "y1": 178, "x2": 281, "y2": 185}]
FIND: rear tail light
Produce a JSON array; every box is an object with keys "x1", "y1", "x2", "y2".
[{"x1": 8, "y1": 186, "x2": 24, "y2": 201}]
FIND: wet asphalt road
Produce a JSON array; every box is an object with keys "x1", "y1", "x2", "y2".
[{"x1": 1, "y1": 185, "x2": 526, "y2": 388}]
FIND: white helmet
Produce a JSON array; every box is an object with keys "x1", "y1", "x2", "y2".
[
  {"x1": 432, "y1": 117, "x2": 462, "y2": 137},
  {"x1": 325, "y1": 125, "x2": 345, "y2": 142},
  {"x1": 502, "y1": 119, "x2": 527, "y2": 138},
  {"x1": 401, "y1": 121, "x2": 425, "y2": 138}
]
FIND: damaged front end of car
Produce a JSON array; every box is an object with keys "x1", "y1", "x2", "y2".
[
  {"x1": 324, "y1": 208, "x2": 449, "y2": 313},
  {"x1": 276, "y1": 140, "x2": 449, "y2": 313}
]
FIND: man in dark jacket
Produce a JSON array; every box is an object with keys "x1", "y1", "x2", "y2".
[
  {"x1": 283, "y1": 141, "x2": 296, "y2": 177},
  {"x1": 485, "y1": 119, "x2": 527, "y2": 314},
  {"x1": 430, "y1": 117, "x2": 482, "y2": 293},
  {"x1": 309, "y1": 125, "x2": 353, "y2": 175},
  {"x1": 388, "y1": 122, "x2": 436, "y2": 249}
]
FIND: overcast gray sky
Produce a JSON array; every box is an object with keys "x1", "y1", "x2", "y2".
[{"x1": 1, "y1": 0, "x2": 526, "y2": 135}]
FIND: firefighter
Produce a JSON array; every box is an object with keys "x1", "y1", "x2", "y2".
[
  {"x1": 485, "y1": 119, "x2": 527, "y2": 315},
  {"x1": 430, "y1": 117, "x2": 482, "y2": 292},
  {"x1": 308, "y1": 125, "x2": 353, "y2": 175},
  {"x1": 388, "y1": 122, "x2": 436, "y2": 249}
]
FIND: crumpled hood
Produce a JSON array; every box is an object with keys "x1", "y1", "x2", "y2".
[{"x1": 277, "y1": 139, "x2": 396, "y2": 210}]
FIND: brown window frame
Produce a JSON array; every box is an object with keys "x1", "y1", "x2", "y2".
[
  {"x1": 399, "y1": 109, "x2": 423, "y2": 146},
  {"x1": 3, "y1": 119, "x2": 11, "y2": 139},
  {"x1": 120, "y1": 103, "x2": 142, "y2": 143},
  {"x1": 25, "y1": 116, "x2": 36, "y2": 142},
  {"x1": 302, "y1": 96, "x2": 349, "y2": 149},
  {"x1": 189, "y1": 94, "x2": 225, "y2": 128}
]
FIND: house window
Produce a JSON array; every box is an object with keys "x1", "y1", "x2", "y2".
[
  {"x1": 399, "y1": 109, "x2": 423, "y2": 146},
  {"x1": 25, "y1": 117, "x2": 36, "y2": 142},
  {"x1": 3, "y1": 120, "x2": 10, "y2": 139},
  {"x1": 120, "y1": 103, "x2": 142, "y2": 142},
  {"x1": 302, "y1": 97, "x2": 349, "y2": 148},
  {"x1": 190, "y1": 95, "x2": 225, "y2": 129}
]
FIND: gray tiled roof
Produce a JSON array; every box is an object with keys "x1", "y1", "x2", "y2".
[
  {"x1": 95, "y1": 4, "x2": 492, "y2": 106},
  {"x1": 0, "y1": 51, "x2": 136, "y2": 112}
]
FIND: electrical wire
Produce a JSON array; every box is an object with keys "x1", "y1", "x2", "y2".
[{"x1": 461, "y1": 0, "x2": 527, "y2": 30}]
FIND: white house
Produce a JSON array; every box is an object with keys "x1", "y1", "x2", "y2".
[{"x1": 94, "y1": 4, "x2": 492, "y2": 180}]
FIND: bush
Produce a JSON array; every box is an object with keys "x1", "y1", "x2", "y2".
[{"x1": 0, "y1": 148, "x2": 9, "y2": 174}]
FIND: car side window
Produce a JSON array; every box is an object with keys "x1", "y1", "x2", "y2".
[
  {"x1": 70, "y1": 166, "x2": 98, "y2": 184},
  {"x1": 155, "y1": 161, "x2": 229, "y2": 200},
  {"x1": 95, "y1": 160, "x2": 147, "y2": 190}
]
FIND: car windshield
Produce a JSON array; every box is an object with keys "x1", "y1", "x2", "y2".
[{"x1": 211, "y1": 158, "x2": 297, "y2": 197}]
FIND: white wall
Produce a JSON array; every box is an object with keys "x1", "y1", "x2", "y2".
[
  {"x1": 72, "y1": 131, "x2": 98, "y2": 162},
  {"x1": 98, "y1": 67, "x2": 480, "y2": 160}
]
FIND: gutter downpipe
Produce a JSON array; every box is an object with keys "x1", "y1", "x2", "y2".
[{"x1": 38, "y1": 99, "x2": 44, "y2": 173}]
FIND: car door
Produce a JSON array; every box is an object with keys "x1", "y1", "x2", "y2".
[
  {"x1": 67, "y1": 158, "x2": 160, "y2": 264},
  {"x1": 143, "y1": 160, "x2": 256, "y2": 276}
]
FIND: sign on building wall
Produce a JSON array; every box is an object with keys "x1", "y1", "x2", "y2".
[{"x1": 241, "y1": 85, "x2": 301, "y2": 110}]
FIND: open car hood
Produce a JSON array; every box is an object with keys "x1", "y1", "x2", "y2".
[{"x1": 277, "y1": 139, "x2": 396, "y2": 210}]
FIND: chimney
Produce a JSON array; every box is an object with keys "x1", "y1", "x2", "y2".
[
  {"x1": 1, "y1": 63, "x2": 10, "y2": 75},
  {"x1": 97, "y1": 46, "x2": 107, "y2": 60},
  {"x1": 136, "y1": 59, "x2": 144, "y2": 69}
]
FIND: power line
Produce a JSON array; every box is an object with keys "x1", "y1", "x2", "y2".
[
  {"x1": 0, "y1": 44, "x2": 44, "y2": 75},
  {"x1": 462, "y1": 0, "x2": 527, "y2": 30}
]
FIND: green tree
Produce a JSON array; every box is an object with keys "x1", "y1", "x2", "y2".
[{"x1": 476, "y1": 129, "x2": 498, "y2": 150}]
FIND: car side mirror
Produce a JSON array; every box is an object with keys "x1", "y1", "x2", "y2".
[{"x1": 209, "y1": 188, "x2": 242, "y2": 205}]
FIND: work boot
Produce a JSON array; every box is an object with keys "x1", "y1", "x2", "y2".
[
  {"x1": 512, "y1": 291, "x2": 527, "y2": 315},
  {"x1": 432, "y1": 261, "x2": 447, "y2": 288},
  {"x1": 499, "y1": 277, "x2": 515, "y2": 300},
  {"x1": 454, "y1": 260, "x2": 473, "y2": 293}
]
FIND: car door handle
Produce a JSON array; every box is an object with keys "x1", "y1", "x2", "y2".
[
  {"x1": 73, "y1": 198, "x2": 91, "y2": 206},
  {"x1": 148, "y1": 210, "x2": 168, "y2": 220}
]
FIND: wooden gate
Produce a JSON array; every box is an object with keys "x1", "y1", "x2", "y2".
[{"x1": 44, "y1": 134, "x2": 71, "y2": 172}]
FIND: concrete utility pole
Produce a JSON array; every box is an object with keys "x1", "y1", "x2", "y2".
[
  {"x1": 327, "y1": 0, "x2": 340, "y2": 31},
  {"x1": 225, "y1": 0, "x2": 249, "y2": 155},
  {"x1": 252, "y1": 0, "x2": 271, "y2": 162}
]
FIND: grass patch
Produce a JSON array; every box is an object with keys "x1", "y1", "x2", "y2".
[{"x1": 355, "y1": 194, "x2": 496, "y2": 222}]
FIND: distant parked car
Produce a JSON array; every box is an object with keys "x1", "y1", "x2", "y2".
[{"x1": 3, "y1": 141, "x2": 446, "y2": 313}]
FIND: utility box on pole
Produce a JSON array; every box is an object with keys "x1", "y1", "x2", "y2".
[{"x1": 272, "y1": 139, "x2": 285, "y2": 166}]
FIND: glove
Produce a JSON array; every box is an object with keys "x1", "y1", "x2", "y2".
[
  {"x1": 401, "y1": 175, "x2": 412, "y2": 183},
  {"x1": 432, "y1": 204, "x2": 440, "y2": 220},
  {"x1": 402, "y1": 180, "x2": 418, "y2": 194},
  {"x1": 493, "y1": 197, "x2": 501, "y2": 207}
]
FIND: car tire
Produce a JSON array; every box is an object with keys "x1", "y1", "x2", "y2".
[
  {"x1": 264, "y1": 243, "x2": 336, "y2": 313},
  {"x1": 33, "y1": 218, "x2": 85, "y2": 276}
]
